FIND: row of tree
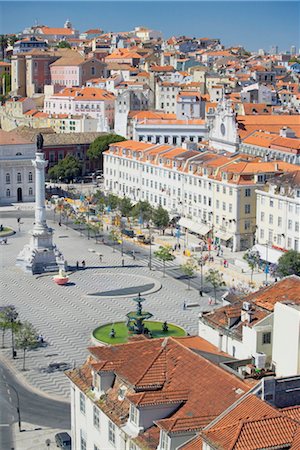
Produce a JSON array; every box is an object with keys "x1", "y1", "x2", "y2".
[
  {"x1": 154, "y1": 245, "x2": 225, "y2": 302},
  {"x1": 0, "y1": 306, "x2": 38, "y2": 370}
]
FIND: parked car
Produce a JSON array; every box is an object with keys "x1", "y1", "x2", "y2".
[
  {"x1": 55, "y1": 432, "x2": 71, "y2": 449},
  {"x1": 121, "y1": 229, "x2": 135, "y2": 238}
]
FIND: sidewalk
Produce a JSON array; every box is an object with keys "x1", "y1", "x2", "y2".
[{"x1": 13, "y1": 422, "x2": 67, "y2": 450}]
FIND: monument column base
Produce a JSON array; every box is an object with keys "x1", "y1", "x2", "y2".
[{"x1": 16, "y1": 225, "x2": 66, "y2": 275}]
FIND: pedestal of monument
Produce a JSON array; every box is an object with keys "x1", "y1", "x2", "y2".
[{"x1": 16, "y1": 150, "x2": 66, "y2": 275}]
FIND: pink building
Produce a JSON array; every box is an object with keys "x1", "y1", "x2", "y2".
[
  {"x1": 44, "y1": 87, "x2": 115, "y2": 131},
  {"x1": 50, "y1": 55, "x2": 106, "y2": 88}
]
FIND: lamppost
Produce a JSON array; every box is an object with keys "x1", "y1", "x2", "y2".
[
  {"x1": 7, "y1": 309, "x2": 18, "y2": 359},
  {"x1": 147, "y1": 224, "x2": 153, "y2": 270},
  {"x1": 0, "y1": 382, "x2": 21, "y2": 432},
  {"x1": 198, "y1": 255, "x2": 205, "y2": 292}
]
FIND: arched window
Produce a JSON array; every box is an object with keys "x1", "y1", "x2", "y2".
[
  {"x1": 28, "y1": 172, "x2": 33, "y2": 183},
  {"x1": 17, "y1": 172, "x2": 22, "y2": 183},
  {"x1": 29, "y1": 187, "x2": 33, "y2": 196},
  {"x1": 6, "y1": 189, "x2": 10, "y2": 197},
  {"x1": 6, "y1": 173, "x2": 10, "y2": 184}
]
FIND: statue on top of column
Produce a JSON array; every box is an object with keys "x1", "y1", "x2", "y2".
[{"x1": 36, "y1": 133, "x2": 44, "y2": 151}]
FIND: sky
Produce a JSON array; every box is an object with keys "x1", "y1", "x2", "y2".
[{"x1": 0, "y1": 1, "x2": 299, "y2": 52}]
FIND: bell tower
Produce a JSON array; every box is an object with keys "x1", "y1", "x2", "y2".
[{"x1": 208, "y1": 97, "x2": 240, "y2": 153}]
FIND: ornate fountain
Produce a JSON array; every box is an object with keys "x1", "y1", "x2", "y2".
[{"x1": 126, "y1": 293, "x2": 153, "y2": 334}]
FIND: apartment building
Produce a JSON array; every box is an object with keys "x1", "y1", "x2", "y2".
[
  {"x1": 44, "y1": 87, "x2": 115, "y2": 131},
  {"x1": 256, "y1": 170, "x2": 300, "y2": 252},
  {"x1": 103, "y1": 140, "x2": 297, "y2": 251},
  {"x1": 50, "y1": 56, "x2": 106, "y2": 88},
  {"x1": 66, "y1": 337, "x2": 250, "y2": 450}
]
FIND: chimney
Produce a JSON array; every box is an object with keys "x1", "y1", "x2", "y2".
[{"x1": 274, "y1": 162, "x2": 279, "y2": 171}]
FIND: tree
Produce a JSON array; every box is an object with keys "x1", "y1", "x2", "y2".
[
  {"x1": 154, "y1": 245, "x2": 175, "y2": 277},
  {"x1": 118, "y1": 197, "x2": 133, "y2": 218},
  {"x1": 277, "y1": 250, "x2": 300, "y2": 278},
  {"x1": 0, "y1": 34, "x2": 8, "y2": 59},
  {"x1": 243, "y1": 249, "x2": 260, "y2": 283},
  {"x1": 74, "y1": 214, "x2": 86, "y2": 236},
  {"x1": 0, "y1": 306, "x2": 19, "y2": 348},
  {"x1": 181, "y1": 258, "x2": 198, "y2": 290},
  {"x1": 57, "y1": 40, "x2": 71, "y2": 49},
  {"x1": 48, "y1": 155, "x2": 82, "y2": 182},
  {"x1": 15, "y1": 321, "x2": 37, "y2": 371},
  {"x1": 106, "y1": 194, "x2": 120, "y2": 211},
  {"x1": 87, "y1": 134, "x2": 126, "y2": 162},
  {"x1": 205, "y1": 269, "x2": 226, "y2": 304},
  {"x1": 132, "y1": 200, "x2": 153, "y2": 224},
  {"x1": 152, "y1": 206, "x2": 169, "y2": 233},
  {"x1": 109, "y1": 228, "x2": 121, "y2": 252}
]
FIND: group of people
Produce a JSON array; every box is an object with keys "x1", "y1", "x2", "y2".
[{"x1": 76, "y1": 260, "x2": 86, "y2": 270}]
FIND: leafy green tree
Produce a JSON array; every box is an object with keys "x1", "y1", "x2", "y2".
[
  {"x1": 15, "y1": 321, "x2": 37, "y2": 371},
  {"x1": 57, "y1": 40, "x2": 71, "y2": 49},
  {"x1": 8, "y1": 35, "x2": 19, "y2": 46},
  {"x1": 154, "y1": 245, "x2": 175, "y2": 277},
  {"x1": 243, "y1": 249, "x2": 260, "y2": 282},
  {"x1": 277, "y1": 250, "x2": 300, "y2": 278},
  {"x1": 1, "y1": 73, "x2": 11, "y2": 96},
  {"x1": 118, "y1": 197, "x2": 133, "y2": 218},
  {"x1": 205, "y1": 269, "x2": 226, "y2": 304},
  {"x1": 152, "y1": 206, "x2": 169, "y2": 232},
  {"x1": 0, "y1": 306, "x2": 20, "y2": 349},
  {"x1": 0, "y1": 34, "x2": 8, "y2": 59},
  {"x1": 109, "y1": 228, "x2": 121, "y2": 252},
  {"x1": 87, "y1": 134, "x2": 126, "y2": 162},
  {"x1": 48, "y1": 155, "x2": 82, "y2": 182},
  {"x1": 181, "y1": 258, "x2": 198, "y2": 290},
  {"x1": 132, "y1": 200, "x2": 153, "y2": 224},
  {"x1": 106, "y1": 193, "x2": 120, "y2": 211}
]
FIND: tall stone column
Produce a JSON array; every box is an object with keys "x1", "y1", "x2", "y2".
[
  {"x1": 16, "y1": 138, "x2": 65, "y2": 274},
  {"x1": 32, "y1": 151, "x2": 48, "y2": 230}
]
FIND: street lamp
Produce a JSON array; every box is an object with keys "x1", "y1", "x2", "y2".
[
  {"x1": 147, "y1": 224, "x2": 153, "y2": 270},
  {"x1": 7, "y1": 309, "x2": 18, "y2": 359},
  {"x1": 198, "y1": 255, "x2": 205, "y2": 292}
]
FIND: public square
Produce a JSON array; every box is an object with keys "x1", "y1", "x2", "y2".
[{"x1": 0, "y1": 210, "x2": 214, "y2": 400}]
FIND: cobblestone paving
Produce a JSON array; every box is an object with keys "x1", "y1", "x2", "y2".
[{"x1": 0, "y1": 217, "x2": 214, "y2": 399}]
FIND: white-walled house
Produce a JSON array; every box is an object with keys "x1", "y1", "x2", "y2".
[
  {"x1": 272, "y1": 301, "x2": 300, "y2": 377},
  {"x1": 44, "y1": 87, "x2": 115, "y2": 131},
  {"x1": 199, "y1": 276, "x2": 300, "y2": 374},
  {"x1": 0, "y1": 130, "x2": 35, "y2": 205}
]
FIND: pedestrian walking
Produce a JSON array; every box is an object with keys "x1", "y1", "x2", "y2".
[
  {"x1": 199, "y1": 289, "x2": 203, "y2": 297},
  {"x1": 132, "y1": 250, "x2": 136, "y2": 260},
  {"x1": 99, "y1": 254, "x2": 103, "y2": 263},
  {"x1": 58, "y1": 221, "x2": 61, "y2": 227},
  {"x1": 178, "y1": 243, "x2": 181, "y2": 250},
  {"x1": 183, "y1": 300, "x2": 187, "y2": 310},
  {"x1": 76, "y1": 261, "x2": 79, "y2": 270},
  {"x1": 82, "y1": 260, "x2": 86, "y2": 269},
  {"x1": 122, "y1": 258, "x2": 125, "y2": 267},
  {"x1": 208, "y1": 297, "x2": 212, "y2": 305}
]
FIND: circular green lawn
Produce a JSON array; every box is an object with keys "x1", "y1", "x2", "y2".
[{"x1": 93, "y1": 321, "x2": 186, "y2": 345}]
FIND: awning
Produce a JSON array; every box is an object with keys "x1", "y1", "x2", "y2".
[
  {"x1": 252, "y1": 244, "x2": 284, "y2": 264},
  {"x1": 215, "y1": 230, "x2": 232, "y2": 241},
  {"x1": 178, "y1": 218, "x2": 210, "y2": 236}
]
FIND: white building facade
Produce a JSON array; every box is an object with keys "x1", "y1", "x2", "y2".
[
  {"x1": 0, "y1": 133, "x2": 36, "y2": 205},
  {"x1": 44, "y1": 87, "x2": 115, "y2": 131}
]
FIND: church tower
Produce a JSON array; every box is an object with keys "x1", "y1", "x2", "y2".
[{"x1": 208, "y1": 98, "x2": 240, "y2": 153}]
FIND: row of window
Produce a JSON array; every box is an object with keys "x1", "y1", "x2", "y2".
[
  {"x1": 261, "y1": 196, "x2": 300, "y2": 208},
  {"x1": 6, "y1": 172, "x2": 33, "y2": 184},
  {"x1": 259, "y1": 229, "x2": 299, "y2": 251},
  {"x1": 260, "y1": 212, "x2": 299, "y2": 231},
  {"x1": 6, "y1": 188, "x2": 33, "y2": 197}
]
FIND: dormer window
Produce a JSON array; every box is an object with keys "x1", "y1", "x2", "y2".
[
  {"x1": 159, "y1": 430, "x2": 169, "y2": 450},
  {"x1": 129, "y1": 404, "x2": 139, "y2": 426}
]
